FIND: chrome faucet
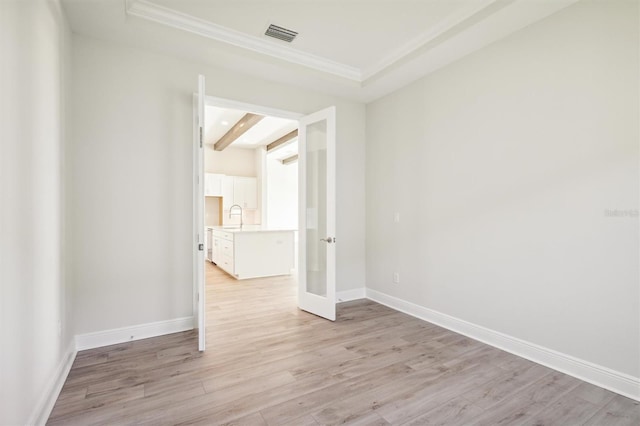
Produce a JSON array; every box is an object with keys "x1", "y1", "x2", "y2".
[{"x1": 229, "y1": 204, "x2": 243, "y2": 228}]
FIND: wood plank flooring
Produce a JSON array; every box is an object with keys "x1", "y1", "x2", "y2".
[{"x1": 48, "y1": 263, "x2": 639, "y2": 425}]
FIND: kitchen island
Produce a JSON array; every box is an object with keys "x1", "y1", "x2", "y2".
[{"x1": 206, "y1": 225, "x2": 295, "y2": 280}]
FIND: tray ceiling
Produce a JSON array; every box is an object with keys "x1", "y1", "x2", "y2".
[{"x1": 61, "y1": 0, "x2": 579, "y2": 102}]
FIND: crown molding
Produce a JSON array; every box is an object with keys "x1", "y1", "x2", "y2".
[
  {"x1": 124, "y1": 0, "x2": 501, "y2": 84},
  {"x1": 125, "y1": 0, "x2": 580, "y2": 96},
  {"x1": 125, "y1": 0, "x2": 362, "y2": 81}
]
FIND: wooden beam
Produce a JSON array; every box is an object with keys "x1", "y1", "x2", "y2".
[
  {"x1": 281, "y1": 154, "x2": 298, "y2": 165},
  {"x1": 267, "y1": 129, "x2": 298, "y2": 152},
  {"x1": 214, "y1": 113, "x2": 263, "y2": 151}
]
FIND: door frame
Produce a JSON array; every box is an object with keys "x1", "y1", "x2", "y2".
[{"x1": 194, "y1": 75, "x2": 206, "y2": 351}]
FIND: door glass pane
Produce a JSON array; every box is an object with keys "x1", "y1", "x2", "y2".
[{"x1": 305, "y1": 119, "x2": 327, "y2": 297}]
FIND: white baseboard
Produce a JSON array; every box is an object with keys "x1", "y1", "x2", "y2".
[
  {"x1": 29, "y1": 317, "x2": 194, "y2": 423},
  {"x1": 366, "y1": 288, "x2": 640, "y2": 401},
  {"x1": 75, "y1": 316, "x2": 194, "y2": 351},
  {"x1": 337, "y1": 288, "x2": 366, "y2": 303},
  {"x1": 27, "y1": 339, "x2": 77, "y2": 426}
]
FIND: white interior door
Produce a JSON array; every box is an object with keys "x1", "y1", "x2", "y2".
[
  {"x1": 195, "y1": 75, "x2": 206, "y2": 350},
  {"x1": 298, "y1": 106, "x2": 336, "y2": 321}
]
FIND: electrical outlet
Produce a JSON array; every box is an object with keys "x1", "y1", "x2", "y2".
[
  {"x1": 393, "y1": 272, "x2": 400, "y2": 284},
  {"x1": 394, "y1": 212, "x2": 400, "y2": 223}
]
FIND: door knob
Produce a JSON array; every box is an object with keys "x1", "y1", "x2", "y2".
[{"x1": 320, "y1": 237, "x2": 335, "y2": 243}]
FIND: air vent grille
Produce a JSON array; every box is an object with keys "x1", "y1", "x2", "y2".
[{"x1": 265, "y1": 24, "x2": 298, "y2": 42}]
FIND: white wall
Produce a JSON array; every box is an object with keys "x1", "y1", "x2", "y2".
[
  {"x1": 367, "y1": 0, "x2": 639, "y2": 379},
  {"x1": 205, "y1": 146, "x2": 256, "y2": 176},
  {"x1": 0, "y1": 0, "x2": 73, "y2": 424},
  {"x1": 266, "y1": 154, "x2": 298, "y2": 230},
  {"x1": 70, "y1": 35, "x2": 366, "y2": 335}
]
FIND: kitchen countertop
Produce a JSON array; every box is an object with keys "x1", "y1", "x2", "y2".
[{"x1": 206, "y1": 225, "x2": 296, "y2": 234}]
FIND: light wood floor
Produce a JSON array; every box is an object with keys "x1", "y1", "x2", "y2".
[{"x1": 48, "y1": 262, "x2": 639, "y2": 425}]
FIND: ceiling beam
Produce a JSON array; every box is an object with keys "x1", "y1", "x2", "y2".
[
  {"x1": 214, "y1": 113, "x2": 264, "y2": 151},
  {"x1": 281, "y1": 154, "x2": 298, "y2": 165},
  {"x1": 266, "y1": 129, "x2": 298, "y2": 152}
]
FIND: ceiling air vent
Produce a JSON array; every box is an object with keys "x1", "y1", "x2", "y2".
[{"x1": 265, "y1": 24, "x2": 298, "y2": 43}]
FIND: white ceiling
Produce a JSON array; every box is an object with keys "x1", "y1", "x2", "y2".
[
  {"x1": 145, "y1": 0, "x2": 489, "y2": 73},
  {"x1": 205, "y1": 105, "x2": 298, "y2": 155},
  {"x1": 61, "y1": 0, "x2": 579, "y2": 102}
]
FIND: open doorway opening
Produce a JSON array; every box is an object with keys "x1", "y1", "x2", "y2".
[
  {"x1": 201, "y1": 97, "x2": 302, "y2": 330},
  {"x1": 194, "y1": 88, "x2": 338, "y2": 350},
  {"x1": 203, "y1": 103, "x2": 299, "y2": 229}
]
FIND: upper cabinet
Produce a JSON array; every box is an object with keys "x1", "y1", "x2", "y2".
[
  {"x1": 207, "y1": 173, "x2": 258, "y2": 210},
  {"x1": 233, "y1": 176, "x2": 258, "y2": 209},
  {"x1": 222, "y1": 175, "x2": 235, "y2": 210},
  {"x1": 204, "y1": 173, "x2": 224, "y2": 197}
]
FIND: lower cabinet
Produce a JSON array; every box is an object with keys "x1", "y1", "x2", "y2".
[
  {"x1": 210, "y1": 236, "x2": 220, "y2": 264},
  {"x1": 211, "y1": 229, "x2": 294, "y2": 280},
  {"x1": 206, "y1": 228, "x2": 213, "y2": 262},
  {"x1": 211, "y1": 229, "x2": 233, "y2": 273}
]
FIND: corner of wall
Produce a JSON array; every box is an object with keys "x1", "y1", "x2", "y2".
[{"x1": 27, "y1": 339, "x2": 77, "y2": 426}]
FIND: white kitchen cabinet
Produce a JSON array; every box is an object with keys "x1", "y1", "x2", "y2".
[
  {"x1": 206, "y1": 228, "x2": 213, "y2": 262},
  {"x1": 211, "y1": 228, "x2": 294, "y2": 279},
  {"x1": 211, "y1": 229, "x2": 234, "y2": 275},
  {"x1": 233, "y1": 176, "x2": 257, "y2": 209},
  {"x1": 204, "y1": 173, "x2": 224, "y2": 197},
  {"x1": 222, "y1": 175, "x2": 234, "y2": 210},
  {"x1": 218, "y1": 235, "x2": 234, "y2": 273},
  {"x1": 211, "y1": 175, "x2": 257, "y2": 210},
  {"x1": 211, "y1": 236, "x2": 220, "y2": 264}
]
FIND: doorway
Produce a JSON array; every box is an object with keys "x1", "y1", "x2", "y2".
[
  {"x1": 202, "y1": 100, "x2": 300, "y2": 283},
  {"x1": 193, "y1": 87, "x2": 337, "y2": 350}
]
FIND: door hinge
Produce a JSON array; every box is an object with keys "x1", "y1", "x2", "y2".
[
  {"x1": 199, "y1": 126, "x2": 203, "y2": 148},
  {"x1": 198, "y1": 243, "x2": 204, "y2": 251}
]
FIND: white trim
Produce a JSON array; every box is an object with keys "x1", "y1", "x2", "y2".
[
  {"x1": 125, "y1": 0, "x2": 499, "y2": 83},
  {"x1": 360, "y1": 0, "x2": 498, "y2": 80},
  {"x1": 126, "y1": 0, "x2": 361, "y2": 81},
  {"x1": 27, "y1": 339, "x2": 77, "y2": 426},
  {"x1": 75, "y1": 317, "x2": 194, "y2": 351},
  {"x1": 337, "y1": 288, "x2": 366, "y2": 303},
  {"x1": 366, "y1": 288, "x2": 640, "y2": 402},
  {"x1": 196, "y1": 75, "x2": 206, "y2": 351},
  {"x1": 205, "y1": 95, "x2": 303, "y2": 121},
  {"x1": 258, "y1": 146, "x2": 268, "y2": 226},
  {"x1": 124, "y1": 0, "x2": 580, "y2": 104}
]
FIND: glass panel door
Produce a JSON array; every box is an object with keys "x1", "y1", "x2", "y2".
[{"x1": 298, "y1": 107, "x2": 336, "y2": 321}]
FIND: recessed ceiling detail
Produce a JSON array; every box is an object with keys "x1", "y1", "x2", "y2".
[
  {"x1": 65, "y1": 0, "x2": 581, "y2": 103},
  {"x1": 265, "y1": 24, "x2": 298, "y2": 43},
  {"x1": 124, "y1": 0, "x2": 504, "y2": 82},
  {"x1": 125, "y1": 0, "x2": 361, "y2": 80}
]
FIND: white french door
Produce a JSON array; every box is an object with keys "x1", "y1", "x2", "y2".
[
  {"x1": 195, "y1": 75, "x2": 206, "y2": 350},
  {"x1": 298, "y1": 106, "x2": 336, "y2": 321}
]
